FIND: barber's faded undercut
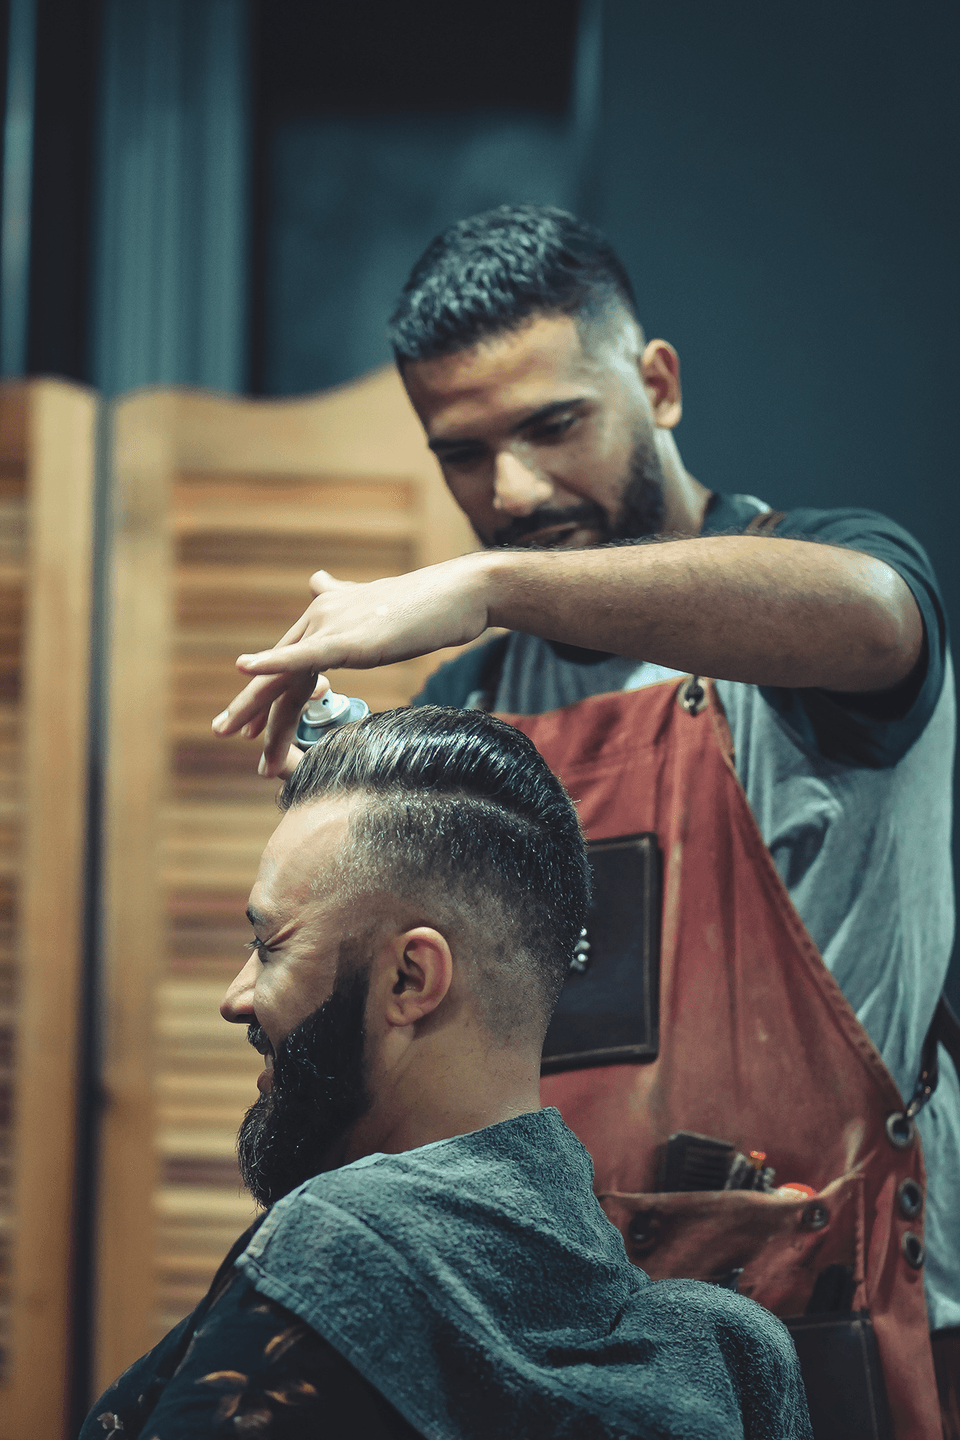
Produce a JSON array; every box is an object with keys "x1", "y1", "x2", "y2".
[
  {"x1": 280, "y1": 706, "x2": 590, "y2": 1035},
  {"x1": 388, "y1": 204, "x2": 638, "y2": 367}
]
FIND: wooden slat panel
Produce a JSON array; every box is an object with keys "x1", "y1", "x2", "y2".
[
  {"x1": 96, "y1": 391, "x2": 178, "y2": 1391},
  {"x1": 137, "y1": 370, "x2": 477, "y2": 571},
  {"x1": 96, "y1": 370, "x2": 480, "y2": 1387},
  {"x1": 0, "y1": 381, "x2": 97, "y2": 1439}
]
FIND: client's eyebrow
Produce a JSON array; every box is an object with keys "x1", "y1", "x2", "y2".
[
  {"x1": 427, "y1": 398, "x2": 590, "y2": 454},
  {"x1": 246, "y1": 903, "x2": 271, "y2": 932}
]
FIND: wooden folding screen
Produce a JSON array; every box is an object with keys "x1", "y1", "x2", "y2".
[
  {"x1": 0, "y1": 382, "x2": 97, "y2": 1438},
  {"x1": 96, "y1": 369, "x2": 478, "y2": 1389}
]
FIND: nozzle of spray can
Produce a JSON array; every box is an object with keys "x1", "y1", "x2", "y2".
[{"x1": 296, "y1": 689, "x2": 370, "y2": 749}]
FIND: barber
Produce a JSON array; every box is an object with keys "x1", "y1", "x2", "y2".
[{"x1": 213, "y1": 206, "x2": 960, "y2": 1440}]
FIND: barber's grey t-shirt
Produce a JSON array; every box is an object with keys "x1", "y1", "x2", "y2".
[{"x1": 416, "y1": 492, "x2": 960, "y2": 1329}]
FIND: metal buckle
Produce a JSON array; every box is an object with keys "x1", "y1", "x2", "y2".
[{"x1": 678, "y1": 675, "x2": 707, "y2": 715}]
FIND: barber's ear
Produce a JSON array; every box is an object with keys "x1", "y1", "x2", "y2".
[
  {"x1": 639, "y1": 339, "x2": 682, "y2": 429},
  {"x1": 382, "y1": 927, "x2": 453, "y2": 1028}
]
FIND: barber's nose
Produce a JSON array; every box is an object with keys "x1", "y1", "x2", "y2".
[
  {"x1": 492, "y1": 451, "x2": 554, "y2": 515},
  {"x1": 220, "y1": 952, "x2": 258, "y2": 1023}
]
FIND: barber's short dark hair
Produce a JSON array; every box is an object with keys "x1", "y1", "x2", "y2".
[
  {"x1": 388, "y1": 205, "x2": 638, "y2": 366},
  {"x1": 280, "y1": 706, "x2": 589, "y2": 1036}
]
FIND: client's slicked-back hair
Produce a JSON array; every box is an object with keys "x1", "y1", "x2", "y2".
[
  {"x1": 388, "y1": 205, "x2": 638, "y2": 367},
  {"x1": 279, "y1": 706, "x2": 589, "y2": 1036}
]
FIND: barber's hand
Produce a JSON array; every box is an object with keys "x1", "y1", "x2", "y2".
[{"x1": 212, "y1": 556, "x2": 489, "y2": 776}]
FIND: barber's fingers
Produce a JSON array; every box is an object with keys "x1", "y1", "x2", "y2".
[
  {"x1": 236, "y1": 638, "x2": 343, "y2": 675},
  {"x1": 275, "y1": 744, "x2": 306, "y2": 781},
  {"x1": 213, "y1": 652, "x2": 332, "y2": 738},
  {"x1": 240, "y1": 712, "x2": 268, "y2": 742},
  {"x1": 309, "y1": 569, "x2": 357, "y2": 597},
  {"x1": 212, "y1": 671, "x2": 290, "y2": 736},
  {"x1": 260, "y1": 672, "x2": 318, "y2": 777}
]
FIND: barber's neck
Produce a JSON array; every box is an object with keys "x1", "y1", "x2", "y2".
[
  {"x1": 336, "y1": 1013, "x2": 543, "y2": 1168},
  {"x1": 656, "y1": 430, "x2": 712, "y2": 536}
]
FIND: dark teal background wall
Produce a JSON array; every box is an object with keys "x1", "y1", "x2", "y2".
[
  {"x1": 258, "y1": 112, "x2": 578, "y2": 394},
  {"x1": 252, "y1": 0, "x2": 584, "y2": 394},
  {"x1": 592, "y1": 0, "x2": 960, "y2": 1005}
]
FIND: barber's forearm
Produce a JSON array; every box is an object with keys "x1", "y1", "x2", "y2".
[{"x1": 479, "y1": 536, "x2": 923, "y2": 691}]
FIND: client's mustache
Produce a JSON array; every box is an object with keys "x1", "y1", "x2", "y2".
[
  {"x1": 247, "y1": 1022, "x2": 274, "y2": 1059},
  {"x1": 491, "y1": 501, "x2": 609, "y2": 549}
]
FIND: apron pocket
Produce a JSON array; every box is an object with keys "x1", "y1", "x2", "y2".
[
  {"x1": 542, "y1": 832, "x2": 661, "y2": 1071},
  {"x1": 599, "y1": 1170, "x2": 866, "y2": 1317}
]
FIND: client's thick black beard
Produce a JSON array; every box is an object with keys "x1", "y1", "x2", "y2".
[{"x1": 237, "y1": 965, "x2": 372, "y2": 1208}]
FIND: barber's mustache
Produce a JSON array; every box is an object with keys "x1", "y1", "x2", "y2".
[{"x1": 491, "y1": 500, "x2": 609, "y2": 549}]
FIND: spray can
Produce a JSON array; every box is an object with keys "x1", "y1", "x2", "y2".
[{"x1": 295, "y1": 689, "x2": 370, "y2": 749}]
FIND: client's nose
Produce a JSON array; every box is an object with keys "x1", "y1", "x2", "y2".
[{"x1": 220, "y1": 952, "x2": 258, "y2": 1023}]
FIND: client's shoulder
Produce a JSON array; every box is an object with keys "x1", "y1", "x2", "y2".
[
  {"x1": 635, "y1": 1278, "x2": 810, "y2": 1435},
  {"x1": 284, "y1": 1107, "x2": 589, "y2": 1220},
  {"x1": 647, "y1": 1276, "x2": 797, "y2": 1351},
  {"x1": 237, "y1": 1108, "x2": 610, "y2": 1277}
]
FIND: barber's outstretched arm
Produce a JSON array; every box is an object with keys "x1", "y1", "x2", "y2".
[{"x1": 213, "y1": 535, "x2": 923, "y2": 774}]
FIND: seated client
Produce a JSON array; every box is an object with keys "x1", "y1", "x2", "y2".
[{"x1": 83, "y1": 706, "x2": 811, "y2": 1439}]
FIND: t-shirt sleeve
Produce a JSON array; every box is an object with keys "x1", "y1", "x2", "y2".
[
  {"x1": 127, "y1": 1271, "x2": 421, "y2": 1439},
  {"x1": 759, "y1": 506, "x2": 949, "y2": 767}
]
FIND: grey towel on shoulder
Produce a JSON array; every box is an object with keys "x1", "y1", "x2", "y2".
[{"x1": 236, "y1": 1108, "x2": 811, "y2": 1440}]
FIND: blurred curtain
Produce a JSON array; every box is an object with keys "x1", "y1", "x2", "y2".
[
  {"x1": 1, "y1": 0, "x2": 37, "y2": 376},
  {"x1": 91, "y1": 0, "x2": 250, "y2": 395}
]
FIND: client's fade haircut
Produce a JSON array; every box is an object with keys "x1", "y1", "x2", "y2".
[
  {"x1": 279, "y1": 706, "x2": 590, "y2": 1035},
  {"x1": 388, "y1": 204, "x2": 639, "y2": 367}
]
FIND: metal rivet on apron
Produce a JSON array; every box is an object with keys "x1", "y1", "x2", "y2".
[
  {"x1": 901, "y1": 1231, "x2": 925, "y2": 1269},
  {"x1": 885, "y1": 1112, "x2": 916, "y2": 1149},
  {"x1": 627, "y1": 1212, "x2": 661, "y2": 1256},
  {"x1": 800, "y1": 1202, "x2": 829, "y2": 1231},
  {"x1": 677, "y1": 675, "x2": 708, "y2": 715},
  {"x1": 897, "y1": 1178, "x2": 924, "y2": 1220}
]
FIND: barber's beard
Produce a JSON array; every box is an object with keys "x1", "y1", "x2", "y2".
[
  {"x1": 237, "y1": 965, "x2": 372, "y2": 1208},
  {"x1": 488, "y1": 427, "x2": 666, "y2": 549},
  {"x1": 614, "y1": 431, "x2": 666, "y2": 540}
]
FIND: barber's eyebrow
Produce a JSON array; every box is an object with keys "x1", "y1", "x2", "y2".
[{"x1": 427, "y1": 398, "x2": 590, "y2": 454}]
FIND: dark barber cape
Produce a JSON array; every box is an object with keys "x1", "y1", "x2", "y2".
[{"x1": 82, "y1": 1109, "x2": 811, "y2": 1439}]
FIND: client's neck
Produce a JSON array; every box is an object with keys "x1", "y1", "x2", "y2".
[{"x1": 340, "y1": 1032, "x2": 543, "y2": 1166}]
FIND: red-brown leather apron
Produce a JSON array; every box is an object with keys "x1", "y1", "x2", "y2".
[{"x1": 501, "y1": 676, "x2": 940, "y2": 1440}]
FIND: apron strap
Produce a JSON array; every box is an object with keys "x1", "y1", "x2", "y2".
[
  {"x1": 888, "y1": 994, "x2": 960, "y2": 1147},
  {"x1": 933, "y1": 991, "x2": 960, "y2": 1073}
]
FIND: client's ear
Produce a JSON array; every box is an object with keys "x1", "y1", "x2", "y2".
[{"x1": 381, "y1": 927, "x2": 454, "y2": 1028}]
